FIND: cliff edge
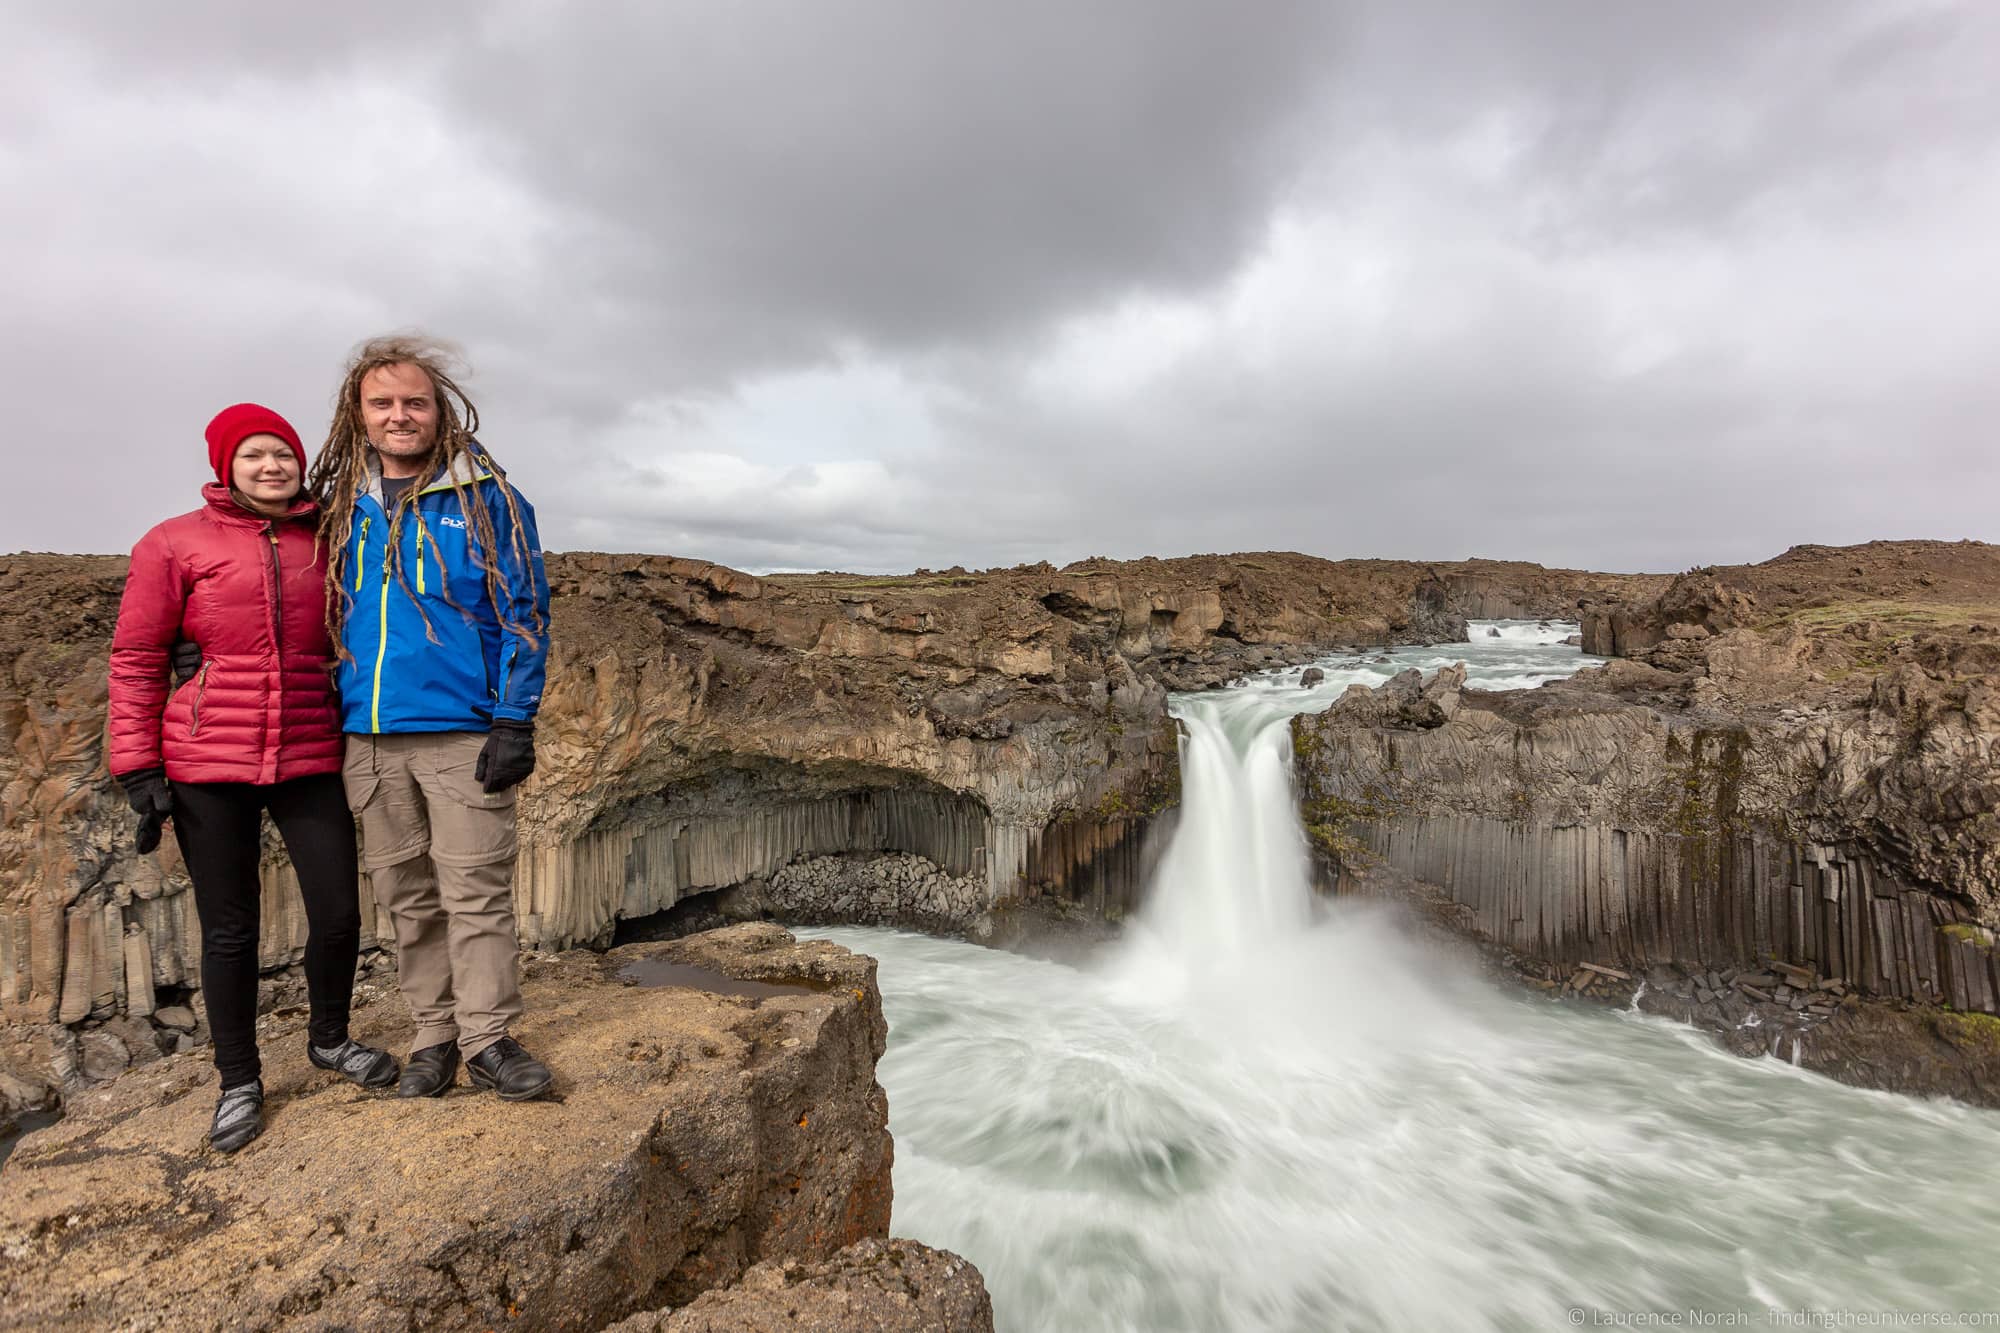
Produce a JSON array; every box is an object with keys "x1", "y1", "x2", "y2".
[{"x1": 0, "y1": 924, "x2": 987, "y2": 1331}]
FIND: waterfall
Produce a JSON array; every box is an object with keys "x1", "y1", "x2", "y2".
[
  {"x1": 1137, "y1": 694, "x2": 1313, "y2": 962},
  {"x1": 1131, "y1": 617, "x2": 1596, "y2": 969}
]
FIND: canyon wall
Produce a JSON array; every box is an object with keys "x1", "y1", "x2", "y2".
[
  {"x1": 1295, "y1": 542, "x2": 2000, "y2": 1073},
  {"x1": 0, "y1": 547, "x2": 1641, "y2": 1093}
]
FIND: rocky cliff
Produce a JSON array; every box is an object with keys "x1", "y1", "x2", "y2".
[
  {"x1": 0, "y1": 547, "x2": 1647, "y2": 1115},
  {"x1": 1295, "y1": 540, "x2": 2000, "y2": 1100},
  {"x1": 0, "y1": 923, "x2": 989, "y2": 1331}
]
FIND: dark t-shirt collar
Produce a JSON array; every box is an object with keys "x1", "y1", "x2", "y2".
[{"x1": 380, "y1": 474, "x2": 417, "y2": 509}]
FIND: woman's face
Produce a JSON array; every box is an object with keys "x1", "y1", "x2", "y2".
[{"x1": 231, "y1": 434, "x2": 301, "y2": 510}]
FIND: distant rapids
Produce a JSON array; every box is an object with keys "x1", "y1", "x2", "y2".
[{"x1": 804, "y1": 624, "x2": 2000, "y2": 1331}]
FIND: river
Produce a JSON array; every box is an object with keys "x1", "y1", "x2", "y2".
[{"x1": 804, "y1": 623, "x2": 2000, "y2": 1331}]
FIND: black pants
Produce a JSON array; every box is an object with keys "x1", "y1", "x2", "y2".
[{"x1": 171, "y1": 772, "x2": 361, "y2": 1087}]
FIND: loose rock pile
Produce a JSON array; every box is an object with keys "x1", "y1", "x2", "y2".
[
  {"x1": 1521, "y1": 955, "x2": 1852, "y2": 1058},
  {"x1": 750, "y1": 853, "x2": 989, "y2": 936},
  {"x1": 1633, "y1": 959, "x2": 1853, "y2": 1058}
]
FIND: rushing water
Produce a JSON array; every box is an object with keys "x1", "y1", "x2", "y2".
[{"x1": 803, "y1": 624, "x2": 2000, "y2": 1331}]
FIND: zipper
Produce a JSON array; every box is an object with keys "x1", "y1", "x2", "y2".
[
  {"x1": 415, "y1": 526, "x2": 426, "y2": 595},
  {"x1": 188, "y1": 663, "x2": 211, "y2": 736},
  {"x1": 353, "y1": 517, "x2": 370, "y2": 593},
  {"x1": 266, "y1": 527, "x2": 283, "y2": 653},
  {"x1": 371, "y1": 535, "x2": 391, "y2": 734}
]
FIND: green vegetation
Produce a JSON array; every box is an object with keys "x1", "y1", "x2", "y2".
[
  {"x1": 1300, "y1": 791, "x2": 1400, "y2": 862},
  {"x1": 1942, "y1": 922, "x2": 1998, "y2": 951},
  {"x1": 1667, "y1": 728, "x2": 1749, "y2": 888},
  {"x1": 1765, "y1": 600, "x2": 1996, "y2": 632},
  {"x1": 1934, "y1": 1009, "x2": 2000, "y2": 1052},
  {"x1": 1291, "y1": 716, "x2": 1401, "y2": 863},
  {"x1": 1090, "y1": 788, "x2": 1134, "y2": 819},
  {"x1": 1087, "y1": 762, "x2": 1183, "y2": 821},
  {"x1": 1140, "y1": 761, "x2": 1181, "y2": 817},
  {"x1": 1760, "y1": 600, "x2": 1998, "y2": 681}
]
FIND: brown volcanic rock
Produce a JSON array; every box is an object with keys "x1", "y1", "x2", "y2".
[
  {"x1": 508, "y1": 550, "x2": 1657, "y2": 950},
  {"x1": 0, "y1": 924, "x2": 895, "y2": 1332},
  {"x1": 608, "y1": 1237, "x2": 994, "y2": 1333},
  {"x1": 1438, "y1": 560, "x2": 1671, "y2": 621},
  {"x1": 1582, "y1": 539, "x2": 2000, "y2": 676}
]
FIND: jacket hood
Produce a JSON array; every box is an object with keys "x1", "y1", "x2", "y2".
[{"x1": 360, "y1": 439, "x2": 498, "y2": 504}]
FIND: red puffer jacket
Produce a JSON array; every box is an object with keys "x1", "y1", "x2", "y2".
[{"x1": 108, "y1": 484, "x2": 343, "y2": 784}]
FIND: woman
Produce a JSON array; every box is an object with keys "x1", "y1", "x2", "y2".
[{"x1": 107, "y1": 403, "x2": 399, "y2": 1154}]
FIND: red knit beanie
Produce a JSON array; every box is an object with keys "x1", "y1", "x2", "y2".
[{"x1": 205, "y1": 403, "x2": 306, "y2": 483}]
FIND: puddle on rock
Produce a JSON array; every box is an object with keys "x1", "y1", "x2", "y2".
[
  {"x1": 0, "y1": 1109, "x2": 64, "y2": 1170},
  {"x1": 616, "y1": 959, "x2": 819, "y2": 1000}
]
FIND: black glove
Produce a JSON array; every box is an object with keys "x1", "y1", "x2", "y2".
[
  {"x1": 170, "y1": 640, "x2": 203, "y2": 686},
  {"x1": 475, "y1": 720, "x2": 536, "y2": 793},
  {"x1": 116, "y1": 768, "x2": 173, "y2": 854}
]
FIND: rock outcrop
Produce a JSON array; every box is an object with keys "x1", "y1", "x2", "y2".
[
  {"x1": 1296, "y1": 539, "x2": 2000, "y2": 1101},
  {"x1": 607, "y1": 1237, "x2": 994, "y2": 1333},
  {"x1": 0, "y1": 924, "x2": 909, "y2": 1331},
  {"x1": 1443, "y1": 561, "x2": 1670, "y2": 623},
  {"x1": 1579, "y1": 539, "x2": 2000, "y2": 668}
]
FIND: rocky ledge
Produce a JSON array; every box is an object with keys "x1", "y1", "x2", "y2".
[
  {"x1": 607, "y1": 1237, "x2": 993, "y2": 1333},
  {"x1": 1297, "y1": 540, "x2": 2000, "y2": 1104},
  {"x1": 0, "y1": 924, "x2": 984, "y2": 1331}
]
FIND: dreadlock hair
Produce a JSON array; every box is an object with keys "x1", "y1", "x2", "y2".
[{"x1": 309, "y1": 333, "x2": 545, "y2": 664}]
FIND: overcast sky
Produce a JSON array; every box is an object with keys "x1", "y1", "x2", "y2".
[{"x1": 6, "y1": 2, "x2": 1997, "y2": 574}]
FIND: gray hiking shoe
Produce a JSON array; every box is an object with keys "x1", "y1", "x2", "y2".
[
  {"x1": 308, "y1": 1038, "x2": 400, "y2": 1090},
  {"x1": 210, "y1": 1079, "x2": 264, "y2": 1154}
]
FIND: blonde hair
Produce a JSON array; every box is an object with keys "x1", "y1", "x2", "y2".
[{"x1": 308, "y1": 334, "x2": 543, "y2": 659}]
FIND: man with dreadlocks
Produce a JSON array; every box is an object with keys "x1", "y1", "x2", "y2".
[{"x1": 312, "y1": 335, "x2": 555, "y2": 1101}]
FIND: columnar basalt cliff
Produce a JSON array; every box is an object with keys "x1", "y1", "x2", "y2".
[
  {"x1": 0, "y1": 547, "x2": 1648, "y2": 1112},
  {"x1": 1295, "y1": 540, "x2": 2000, "y2": 1101}
]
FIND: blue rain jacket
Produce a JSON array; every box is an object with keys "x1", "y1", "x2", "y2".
[{"x1": 336, "y1": 446, "x2": 550, "y2": 734}]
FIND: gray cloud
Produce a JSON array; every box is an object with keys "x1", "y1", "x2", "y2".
[{"x1": 5, "y1": 2, "x2": 1996, "y2": 575}]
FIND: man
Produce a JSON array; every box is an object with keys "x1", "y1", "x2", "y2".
[{"x1": 309, "y1": 335, "x2": 554, "y2": 1100}]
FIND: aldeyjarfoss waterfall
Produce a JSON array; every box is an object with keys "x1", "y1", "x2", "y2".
[{"x1": 806, "y1": 623, "x2": 2000, "y2": 1331}]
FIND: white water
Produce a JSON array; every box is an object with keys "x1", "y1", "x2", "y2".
[{"x1": 802, "y1": 623, "x2": 2000, "y2": 1330}]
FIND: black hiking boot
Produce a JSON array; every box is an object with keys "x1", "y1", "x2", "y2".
[
  {"x1": 398, "y1": 1041, "x2": 460, "y2": 1098},
  {"x1": 466, "y1": 1036, "x2": 553, "y2": 1101}
]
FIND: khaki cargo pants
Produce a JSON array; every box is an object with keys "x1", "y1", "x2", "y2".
[{"x1": 343, "y1": 732, "x2": 522, "y2": 1060}]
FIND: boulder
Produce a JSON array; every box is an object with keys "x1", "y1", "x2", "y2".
[
  {"x1": 74, "y1": 1028, "x2": 129, "y2": 1083},
  {"x1": 608, "y1": 1238, "x2": 994, "y2": 1332},
  {"x1": 0, "y1": 924, "x2": 898, "y2": 1332},
  {"x1": 153, "y1": 1005, "x2": 198, "y2": 1032},
  {"x1": 1299, "y1": 667, "x2": 1325, "y2": 689},
  {"x1": 1325, "y1": 665, "x2": 1465, "y2": 732}
]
